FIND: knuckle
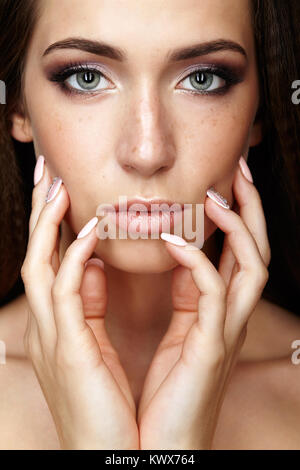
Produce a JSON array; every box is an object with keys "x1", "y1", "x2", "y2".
[
  {"x1": 20, "y1": 265, "x2": 27, "y2": 282},
  {"x1": 244, "y1": 263, "x2": 269, "y2": 288},
  {"x1": 20, "y1": 261, "x2": 33, "y2": 283},
  {"x1": 212, "y1": 280, "x2": 227, "y2": 299},
  {"x1": 51, "y1": 281, "x2": 66, "y2": 300},
  {"x1": 255, "y1": 264, "x2": 269, "y2": 286}
]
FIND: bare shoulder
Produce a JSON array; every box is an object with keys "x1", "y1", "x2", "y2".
[
  {"x1": 239, "y1": 296, "x2": 300, "y2": 362},
  {"x1": 214, "y1": 297, "x2": 300, "y2": 449},
  {"x1": 240, "y1": 296, "x2": 300, "y2": 418},
  {"x1": 0, "y1": 295, "x2": 59, "y2": 449},
  {"x1": 0, "y1": 294, "x2": 28, "y2": 359}
]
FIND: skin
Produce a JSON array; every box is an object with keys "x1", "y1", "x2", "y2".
[
  {"x1": 14, "y1": 0, "x2": 262, "y2": 353},
  {"x1": 1, "y1": 0, "x2": 299, "y2": 449}
]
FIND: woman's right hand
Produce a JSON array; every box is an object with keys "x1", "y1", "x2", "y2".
[{"x1": 20, "y1": 157, "x2": 139, "y2": 450}]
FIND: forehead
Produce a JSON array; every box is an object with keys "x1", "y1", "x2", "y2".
[{"x1": 34, "y1": 0, "x2": 254, "y2": 59}]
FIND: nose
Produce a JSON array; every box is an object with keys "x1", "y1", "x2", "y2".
[{"x1": 116, "y1": 90, "x2": 176, "y2": 177}]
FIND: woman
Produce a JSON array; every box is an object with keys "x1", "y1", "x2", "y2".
[{"x1": 0, "y1": 0, "x2": 300, "y2": 450}]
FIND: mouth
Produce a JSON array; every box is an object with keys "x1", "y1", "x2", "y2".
[{"x1": 101, "y1": 197, "x2": 186, "y2": 236}]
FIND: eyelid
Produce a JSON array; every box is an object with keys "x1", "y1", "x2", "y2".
[
  {"x1": 177, "y1": 63, "x2": 231, "y2": 81},
  {"x1": 49, "y1": 61, "x2": 117, "y2": 85},
  {"x1": 49, "y1": 61, "x2": 242, "y2": 97},
  {"x1": 49, "y1": 62, "x2": 118, "y2": 96},
  {"x1": 73, "y1": 62, "x2": 115, "y2": 82}
]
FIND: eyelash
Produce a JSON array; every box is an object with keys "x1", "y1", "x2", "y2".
[{"x1": 49, "y1": 61, "x2": 242, "y2": 98}]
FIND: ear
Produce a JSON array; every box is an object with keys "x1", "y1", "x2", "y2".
[
  {"x1": 10, "y1": 110, "x2": 33, "y2": 143},
  {"x1": 249, "y1": 108, "x2": 263, "y2": 147}
]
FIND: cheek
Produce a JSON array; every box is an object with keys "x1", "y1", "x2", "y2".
[
  {"x1": 178, "y1": 109, "x2": 248, "y2": 185},
  {"x1": 28, "y1": 99, "x2": 111, "y2": 180},
  {"x1": 173, "y1": 95, "x2": 256, "y2": 237}
]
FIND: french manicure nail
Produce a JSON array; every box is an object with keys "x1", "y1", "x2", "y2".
[
  {"x1": 206, "y1": 188, "x2": 230, "y2": 209},
  {"x1": 239, "y1": 156, "x2": 253, "y2": 183},
  {"x1": 77, "y1": 217, "x2": 99, "y2": 239},
  {"x1": 160, "y1": 232, "x2": 188, "y2": 246},
  {"x1": 45, "y1": 177, "x2": 63, "y2": 203},
  {"x1": 34, "y1": 155, "x2": 45, "y2": 186}
]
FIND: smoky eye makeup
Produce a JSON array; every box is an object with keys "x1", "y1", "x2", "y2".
[
  {"x1": 46, "y1": 61, "x2": 115, "y2": 97},
  {"x1": 45, "y1": 59, "x2": 246, "y2": 98},
  {"x1": 175, "y1": 62, "x2": 245, "y2": 96}
]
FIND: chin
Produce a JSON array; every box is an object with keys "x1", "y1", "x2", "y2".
[{"x1": 95, "y1": 238, "x2": 179, "y2": 274}]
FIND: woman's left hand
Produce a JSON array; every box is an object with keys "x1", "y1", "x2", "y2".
[{"x1": 137, "y1": 160, "x2": 271, "y2": 449}]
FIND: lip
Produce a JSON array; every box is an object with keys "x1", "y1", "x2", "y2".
[
  {"x1": 101, "y1": 197, "x2": 185, "y2": 236},
  {"x1": 106, "y1": 197, "x2": 185, "y2": 213}
]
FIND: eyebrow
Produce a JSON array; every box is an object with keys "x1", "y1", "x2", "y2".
[{"x1": 42, "y1": 37, "x2": 247, "y2": 62}]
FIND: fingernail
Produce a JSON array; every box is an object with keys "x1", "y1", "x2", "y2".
[
  {"x1": 34, "y1": 155, "x2": 45, "y2": 186},
  {"x1": 239, "y1": 156, "x2": 253, "y2": 183},
  {"x1": 77, "y1": 217, "x2": 99, "y2": 239},
  {"x1": 160, "y1": 233, "x2": 188, "y2": 246},
  {"x1": 45, "y1": 177, "x2": 63, "y2": 203},
  {"x1": 84, "y1": 258, "x2": 105, "y2": 269},
  {"x1": 206, "y1": 188, "x2": 230, "y2": 209}
]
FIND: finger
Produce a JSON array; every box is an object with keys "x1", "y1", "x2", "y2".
[
  {"x1": 29, "y1": 156, "x2": 52, "y2": 237},
  {"x1": 205, "y1": 196, "x2": 268, "y2": 283},
  {"x1": 158, "y1": 265, "x2": 199, "y2": 345},
  {"x1": 29, "y1": 157, "x2": 62, "y2": 276},
  {"x1": 80, "y1": 258, "x2": 107, "y2": 320},
  {"x1": 21, "y1": 179, "x2": 70, "y2": 348},
  {"x1": 205, "y1": 195, "x2": 269, "y2": 343},
  {"x1": 52, "y1": 217, "x2": 102, "y2": 342},
  {"x1": 31, "y1": 156, "x2": 62, "y2": 269},
  {"x1": 218, "y1": 233, "x2": 237, "y2": 288},
  {"x1": 51, "y1": 230, "x2": 61, "y2": 275},
  {"x1": 23, "y1": 299, "x2": 47, "y2": 373},
  {"x1": 233, "y1": 157, "x2": 271, "y2": 267},
  {"x1": 217, "y1": 199, "x2": 239, "y2": 287},
  {"x1": 160, "y1": 234, "x2": 227, "y2": 345},
  {"x1": 80, "y1": 259, "x2": 116, "y2": 355}
]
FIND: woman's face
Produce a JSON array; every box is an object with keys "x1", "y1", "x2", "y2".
[{"x1": 13, "y1": 0, "x2": 261, "y2": 273}]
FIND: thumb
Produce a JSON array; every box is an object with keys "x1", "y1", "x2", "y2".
[
  {"x1": 171, "y1": 264, "x2": 200, "y2": 313},
  {"x1": 164, "y1": 265, "x2": 200, "y2": 341},
  {"x1": 80, "y1": 258, "x2": 107, "y2": 319}
]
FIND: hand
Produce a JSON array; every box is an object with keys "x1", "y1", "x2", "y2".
[
  {"x1": 21, "y1": 159, "x2": 139, "y2": 450},
  {"x1": 137, "y1": 161, "x2": 271, "y2": 449}
]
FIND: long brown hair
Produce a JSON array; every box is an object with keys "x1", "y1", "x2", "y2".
[{"x1": 1, "y1": 1, "x2": 300, "y2": 313}]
